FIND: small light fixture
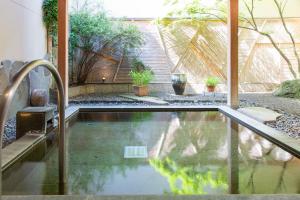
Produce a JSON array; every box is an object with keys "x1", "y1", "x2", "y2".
[{"x1": 102, "y1": 76, "x2": 106, "y2": 83}]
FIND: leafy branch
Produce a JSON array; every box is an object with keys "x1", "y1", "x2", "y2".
[{"x1": 162, "y1": 0, "x2": 300, "y2": 79}]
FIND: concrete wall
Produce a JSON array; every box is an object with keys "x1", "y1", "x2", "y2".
[{"x1": 0, "y1": 0, "x2": 47, "y2": 61}]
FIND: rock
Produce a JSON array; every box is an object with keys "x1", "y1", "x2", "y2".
[
  {"x1": 238, "y1": 107, "x2": 282, "y2": 123},
  {"x1": 0, "y1": 61, "x2": 10, "y2": 93},
  {"x1": 0, "y1": 61, "x2": 30, "y2": 119},
  {"x1": 273, "y1": 79, "x2": 300, "y2": 99}
]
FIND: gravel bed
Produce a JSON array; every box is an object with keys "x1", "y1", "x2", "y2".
[
  {"x1": 267, "y1": 113, "x2": 300, "y2": 139},
  {"x1": 3, "y1": 93, "x2": 300, "y2": 147},
  {"x1": 3, "y1": 118, "x2": 16, "y2": 147}
]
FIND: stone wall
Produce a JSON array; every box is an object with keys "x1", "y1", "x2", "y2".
[{"x1": 0, "y1": 60, "x2": 51, "y2": 119}]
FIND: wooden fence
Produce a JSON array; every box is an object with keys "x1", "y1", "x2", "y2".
[{"x1": 70, "y1": 19, "x2": 300, "y2": 92}]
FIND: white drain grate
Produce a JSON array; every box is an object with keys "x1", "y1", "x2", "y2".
[{"x1": 124, "y1": 146, "x2": 148, "y2": 158}]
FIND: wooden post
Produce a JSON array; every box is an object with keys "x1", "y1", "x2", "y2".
[
  {"x1": 58, "y1": 0, "x2": 69, "y2": 106},
  {"x1": 227, "y1": 0, "x2": 239, "y2": 108}
]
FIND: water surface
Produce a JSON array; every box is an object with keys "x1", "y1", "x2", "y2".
[{"x1": 3, "y1": 112, "x2": 300, "y2": 195}]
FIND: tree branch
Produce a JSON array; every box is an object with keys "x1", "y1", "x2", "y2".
[{"x1": 274, "y1": 0, "x2": 300, "y2": 76}]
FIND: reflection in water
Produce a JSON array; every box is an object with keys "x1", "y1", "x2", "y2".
[
  {"x1": 2, "y1": 111, "x2": 300, "y2": 195},
  {"x1": 149, "y1": 158, "x2": 227, "y2": 194}
]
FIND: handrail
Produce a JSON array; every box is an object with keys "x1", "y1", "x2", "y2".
[{"x1": 0, "y1": 59, "x2": 66, "y2": 195}]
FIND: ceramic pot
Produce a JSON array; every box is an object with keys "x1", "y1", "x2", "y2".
[
  {"x1": 171, "y1": 73, "x2": 187, "y2": 95},
  {"x1": 133, "y1": 85, "x2": 149, "y2": 96},
  {"x1": 30, "y1": 89, "x2": 48, "y2": 106},
  {"x1": 207, "y1": 85, "x2": 216, "y2": 92}
]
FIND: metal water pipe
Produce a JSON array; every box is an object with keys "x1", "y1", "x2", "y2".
[{"x1": 0, "y1": 60, "x2": 66, "y2": 195}]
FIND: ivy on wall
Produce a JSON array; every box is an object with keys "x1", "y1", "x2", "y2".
[{"x1": 42, "y1": 0, "x2": 58, "y2": 37}]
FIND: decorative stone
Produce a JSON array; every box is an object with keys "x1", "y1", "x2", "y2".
[
  {"x1": 273, "y1": 79, "x2": 300, "y2": 99},
  {"x1": 0, "y1": 63, "x2": 9, "y2": 93},
  {"x1": 238, "y1": 107, "x2": 282, "y2": 123},
  {"x1": 30, "y1": 89, "x2": 48, "y2": 106},
  {"x1": 120, "y1": 94, "x2": 169, "y2": 105},
  {"x1": 0, "y1": 60, "x2": 30, "y2": 119}
]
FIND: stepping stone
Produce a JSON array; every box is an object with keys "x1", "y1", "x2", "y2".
[
  {"x1": 238, "y1": 107, "x2": 282, "y2": 123},
  {"x1": 119, "y1": 94, "x2": 169, "y2": 105}
]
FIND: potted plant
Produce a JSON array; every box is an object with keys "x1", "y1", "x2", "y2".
[
  {"x1": 129, "y1": 58, "x2": 154, "y2": 96},
  {"x1": 171, "y1": 73, "x2": 187, "y2": 95},
  {"x1": 129, "y1": 70, "x2": 154, "y2": 96},
  {"x1": 205, "y1": 77, "x2": 219, "y2": 92}
]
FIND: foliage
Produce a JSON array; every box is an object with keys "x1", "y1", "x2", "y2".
[
  {"x1": 273, "y1": 79, "x2": 300, "y2": 99},
  {"x1": 150, "y1": 158, "x2": 227, "y2": 194},
  {"x1": 205, "y1": 76, "x2": 219, "y2": 87},
  {"x1": 131, "y1": 58, "x2": 148, "y2": 72},
  {"x1": 162, "y1": 0, "x2": 300, "y2": 79},
  {"x1": 129, "y1": 69, "x2": 154, "y2": 86},
  {"x1": 69, "y1": 4, "x2": 145, "y2": 84},
  {"x1": 42, "y1": 0, "x2": 58, "y2": 36}
]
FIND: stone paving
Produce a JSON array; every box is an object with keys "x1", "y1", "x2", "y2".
[{"x1": 237, "y1": 107, "x2": 282, "y2": 123}]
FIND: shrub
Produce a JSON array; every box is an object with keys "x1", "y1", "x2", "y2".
[
  {"x1": 129, "y1": 70, "x2": 154, "y2": 86},
  {"x1": 131, "y1": 58, "x2": 147, "y2": 72},
  {"x1": 69, "y1": 8, "x2": 144, "y2": 84},
  {"x1": 205, "y1": 77, "x2": 219, "y2": 87}
]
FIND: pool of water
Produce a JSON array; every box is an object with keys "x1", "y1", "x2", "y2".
[{"x1": 3, "y1": 111, "x2": 300, "y2": 195}]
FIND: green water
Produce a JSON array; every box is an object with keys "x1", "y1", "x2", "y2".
[{"x1": 3, "y1": 112, "x2": 300, "y2": 195}]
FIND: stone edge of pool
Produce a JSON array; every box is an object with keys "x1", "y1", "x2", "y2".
[{"x1": 2, "y1": 194, "x2": 300, "y2": 200}]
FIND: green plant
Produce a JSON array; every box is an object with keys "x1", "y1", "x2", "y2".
[
  {"x1": 131, "y1": 58, "x2": 148, "y2": 72},
  {"x1": 42, "y1": 0, "x2": 58, "y2": 37},
  {"x1": 69, "y1": 4, "x2": 145, "y2": 84},
  {"x1": 129, "y1": 70, "x2": 154, "y2": 86},
  {"x1": 205, "y1": 77, "x2": 219, "y2": 87}
]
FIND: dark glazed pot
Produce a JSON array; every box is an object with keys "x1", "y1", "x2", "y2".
[{"x1": 171, "y1": 73, "x2": 187, "y2": 95}]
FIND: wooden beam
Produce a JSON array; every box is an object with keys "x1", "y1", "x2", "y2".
[
  {"x1": 227, "y1": 0, "x2": 239, "y2": 108},
  {"x1": 58, "y1": 0, "x2": 69, "y2": 106}
]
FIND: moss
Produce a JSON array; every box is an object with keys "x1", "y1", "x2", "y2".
[{"x1": 274, "y1": 79, "x2": 300, "y2": 99}]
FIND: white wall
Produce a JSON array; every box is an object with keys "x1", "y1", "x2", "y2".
[
  {"x1": 0, "y1": 0, "x2": 47, "y2": 62},
  {"x1": 242, "y1": 0, "x2": 300, "y2": 18}
]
